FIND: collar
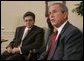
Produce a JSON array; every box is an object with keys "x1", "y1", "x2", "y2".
[
  {"x1": 25, "y1": 26, "x2": 32, "y2": 31},
  {"x1": 54, "y1": 21, "x2": 67, "y2": 36}
]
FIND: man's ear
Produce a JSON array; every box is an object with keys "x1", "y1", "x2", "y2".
[{"x1": 64, "y1": 12, "x2": 68, "y2": 20}]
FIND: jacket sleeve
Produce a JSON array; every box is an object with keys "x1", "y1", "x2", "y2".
[{"x1": 63, "y1": 29, "x2": 83, "y2": 60}]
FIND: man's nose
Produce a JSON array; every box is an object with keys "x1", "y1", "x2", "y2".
[{"x1": 26, "y1": 21, "x2": 30, "y2": 24}]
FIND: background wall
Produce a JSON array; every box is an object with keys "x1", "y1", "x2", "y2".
[
  {"x1": 1, "y1": 1, "x2": 83, "y2": 53},
  {"x1": 1, "y1": 1, "x2": 83, "y2": 32}
]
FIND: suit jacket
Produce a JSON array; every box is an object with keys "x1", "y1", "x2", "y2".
[
  {"x1": 6, "y1": 25, "x2": 44, "y2": 55},
  {"x1": 39, "y1": 21, "x2": 83, "y2": 60},
  {"x1": 48, "y1": 21, "x2": 83, "y2": 60}
]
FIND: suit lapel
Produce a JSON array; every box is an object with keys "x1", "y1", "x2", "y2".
[
  {"x1": 46, "y1": 35, "x2": 52, "y2": 51},
  {"x1": 19, "y1": 26, "x2": 26, "y2": 40}
]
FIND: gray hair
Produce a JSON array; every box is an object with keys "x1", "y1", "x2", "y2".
[{"x1": 49, "y1": 3, "x2": 68, "y2": 13}]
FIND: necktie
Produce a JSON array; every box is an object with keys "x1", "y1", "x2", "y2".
[{"x1": 47, "y1": 31, "x2": 58, "y2": 59}]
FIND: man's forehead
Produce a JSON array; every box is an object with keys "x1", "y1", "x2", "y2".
[
  {"x1": 48, "y1": 4, "x2": 61, "y2": 11},
  {"x1": 24, "y1": 16, "x2": 33, "y2": 19}
]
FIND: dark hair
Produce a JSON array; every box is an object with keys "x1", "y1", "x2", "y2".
[{"x1": 23, "y1": 11, "x2": 35, "y2": 20}]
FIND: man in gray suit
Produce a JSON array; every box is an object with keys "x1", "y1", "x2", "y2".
[
  {"x1": 1, "y1": 11, "x2": 44, "y2": 60},
  {"x1": 39, "y1": 3, "x2": 83, "y2": 60}
]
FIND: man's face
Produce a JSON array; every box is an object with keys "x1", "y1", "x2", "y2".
[
  {"x1": 48, "y1": 4, "x2": 68, "y2": 28},
  {"x1": 24, "y1": 16, "x2": 35, "y2": 28}
]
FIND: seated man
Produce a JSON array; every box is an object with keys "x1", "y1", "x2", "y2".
[
  {"x1": 1, "y1": 11, "x2": 44, "y2": 60},
  {"x1": 38, "y1": 3, "x2": 83, "y2": 60}
]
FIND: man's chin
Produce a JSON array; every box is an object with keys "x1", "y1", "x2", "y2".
[{"x1": 27, "y1": 26, "x2": 32, "y2": 28}]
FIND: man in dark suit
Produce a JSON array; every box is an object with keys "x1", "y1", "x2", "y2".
[
  {"x1": 39, "y1": 3, "x2": 83, "y2": 60},
  {"x1": 1, "y1": 11, "x2": 44, "y2": 60}
]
